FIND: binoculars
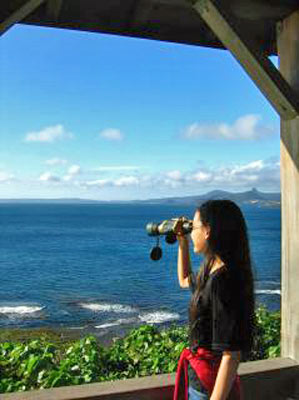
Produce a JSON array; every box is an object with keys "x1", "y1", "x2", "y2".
[{"x1": 145, "y1": 217, "x2": 193, "y2": 260}]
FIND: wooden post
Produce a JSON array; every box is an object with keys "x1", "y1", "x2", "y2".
[
  {"x1": 277, "y1": 10, "x2": 299, "y2": 363},
  {"x1": 0, "y1": 0, "x2": 46, "y2": 36},
  {"x1": 46, "y1": 0, "x2": 63, "y2": 20}
]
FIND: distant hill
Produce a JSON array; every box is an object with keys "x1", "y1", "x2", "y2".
[
  {"x1": 0, "y1": 198, "x2": 104, "y2": 204},
  {"x1": 135, "y1": 188, "x2": 280, "y2": 208},
  {"x1": 0, "y1": 188, "x2": 280, "y2": 208}
]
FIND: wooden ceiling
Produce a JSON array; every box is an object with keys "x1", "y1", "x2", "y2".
[{"x1": 1, "y1": 0, "x2": 298, "y2": 55}]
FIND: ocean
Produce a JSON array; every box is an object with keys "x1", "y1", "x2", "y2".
[{"x1": 0, "y1": 203, "x2": 281, "y2": 340}]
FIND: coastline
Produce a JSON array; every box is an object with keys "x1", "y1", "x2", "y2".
[
  {"x1": 0, "y1": 320, "x2": 187, "y2": 347},
  {"x1": 0, "y1": 326, "x2": 121, "y2": 348}
]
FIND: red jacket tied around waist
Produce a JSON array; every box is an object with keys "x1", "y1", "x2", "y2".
[{"x1": 173, "y1": 347, "x2": 241, "y2": 400}]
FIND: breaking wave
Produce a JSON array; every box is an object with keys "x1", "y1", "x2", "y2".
[
  {"x1": 256, "y1": 289, "x2": 281, "y2": 296},
  {"x1": 138, "y1": 311, "x2": 180, "y2": 324},
  {"x1": 78, "y1": 302, "x2": 136, "y2": 313},
  {"x1": 0, "y1": 305, "x2": 44, "y2": 316},
  {"x1": 95, "y1": 318, "x2": 136, "y2": 329}
]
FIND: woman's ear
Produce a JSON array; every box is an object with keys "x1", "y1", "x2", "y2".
[{"x1": 204, "y1": 225, "x2": 210, "y2": 240}]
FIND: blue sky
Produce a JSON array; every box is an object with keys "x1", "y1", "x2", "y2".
[{"x1": 0, "y1": 24, "x2": 280, "y2": 200}]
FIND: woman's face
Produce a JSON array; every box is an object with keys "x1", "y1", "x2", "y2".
[{"x1": 191, "y1": 210, "x2": 210, "y2": 254}]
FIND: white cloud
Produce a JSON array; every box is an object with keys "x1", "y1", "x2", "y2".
[
  {"x1": 62, "y1": 165, "x2": 81, "y2": 182},
  {"x1": 26, "y1": 158, "x2": 279, "y2": 197},
  {"x1": 208, "y1": 159, "x2": 279, "y2": 188},
  {"x1": 85, "y1": 179, "x2": 110, "y2": 187},
  {"x1": 183, "y1": 114, "x2": 274, "y2": 140},
  {"x1": 192, "y1": 171, "x2": 213, "y2": 183},
  {"x1": 114, "y1": 176, "x2": 139, "y2": 186},
  {"x1": 83, "y1": 176, "x2": 139, "y2": 188},
  {"x1": 99, "y1": 128, "x2": 124, "y2": 141},
  {"x1": 0, "y1": 171, "x2": 14, "y2": 183},
  {"x1": 166, "y1": 170, "x2": 182, "y2": 181},
  {"x1": 137, "y1": 158, "x2": 280, "y2": 192},
  {"x1": 68, "y1": 165, "x2": 81, "y2": 175},
  {"x1": 230, "y1": 160, "x2": 264, "y2": 174},
  {"x1": 93, "y1": 166, "x2": 140, "y2": 172},
  {"x1": 39, "y1": 172, "x2": 60, "y2": 182},
  {"x1": 25, "y1": 125, "x2": 73, "y2": 143},
  {"x1": 45, "y1": 158, "x2": 68, "y2": 166}
]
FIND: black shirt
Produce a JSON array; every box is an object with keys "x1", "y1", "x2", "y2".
[{"x1": 187, "y1": 265, "x2": 250, "y2": 391}]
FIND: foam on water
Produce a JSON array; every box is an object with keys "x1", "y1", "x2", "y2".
[
  {"x1": 95, "y1": 318, "x2": 136, "y2": 329},
  {"x1": 79, "y1": 303, "x2": 136, "y2": 313},
  {"x1": 138, "y1": 311, "x2": 180, "y2": 324},
  {"x1": 95, "y1": 321, "x2": 121, "y2": 329},
  {"x1": 0, "y1": 305, "x2": 44, "y2": 315},
  {"x1": 68, "y1": 326, "x2": 86, "y2": 330},
  {"x1": 258, "y1": 280, "x2": 280, "y2": 285},
  {"x1": 256, "y1": 289, "x2": 281, "y2": 295}
]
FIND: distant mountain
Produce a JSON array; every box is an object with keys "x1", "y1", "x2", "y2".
[
  {"x1": 135, "y1": 188, "x2": 280, "y2": 208},
  {"x1": 0, "y1": 188, "x2": 280, "y2": 208},
  {"x1": 0, "y1": 198, "x2": 104, "y2": 204}
]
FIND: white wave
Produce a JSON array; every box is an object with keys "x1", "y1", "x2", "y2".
[
  {"x1": 95, "y1": 321, "x2": 121, "y2": 329},
  {"x1": 95, "y1": 318, "x2": 136, "y2": 329},
  {"x1": 138, "y1": 311, "x2": 180, "y2": 324},
  {"x1": 0, "y1": 305, "x2": 44, "y2": 315},
  {"x1": 68, "y1": 326, "x2": 86, "y2": 330},
  {"x1": 256, "y1": 289, "x2": 281, "y2": 295},
  {"x1": 257, "y1": 280, "x2": 280, "y2": 285},
  {"x1": 79, "y1": 303, "x2": 136, "y2": 313}
]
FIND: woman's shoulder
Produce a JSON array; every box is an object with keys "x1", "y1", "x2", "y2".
[
  {"x1": 209, "y1": 265, "x2": 230, "y2": 281},
  {"x1": 209, "y1": 266, "x2": 235, "y2": 295}
]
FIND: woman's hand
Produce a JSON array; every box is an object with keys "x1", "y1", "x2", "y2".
[
  {"x1": 176, "y1": 219, "x2": 192, "y2": 288},
  {"x1": 173, "y1": 218, "x2": 190, "y2": 243}
]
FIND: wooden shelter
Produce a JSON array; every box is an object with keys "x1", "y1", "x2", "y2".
[{"x1": 1, "y1": 1, "x2": 299, "y2": 399}]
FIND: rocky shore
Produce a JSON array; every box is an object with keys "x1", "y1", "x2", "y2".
[{"x1": 0, "y1": 326, "x2": 115, "y2": 348}]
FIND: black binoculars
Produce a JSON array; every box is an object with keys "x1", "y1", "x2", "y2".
[{"x1": 145, "y1": 217, "x2": 193, "y2": 261}]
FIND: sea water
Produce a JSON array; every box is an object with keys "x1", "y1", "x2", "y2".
[{"x1": 0, "y1": 203, "x2": 280, "y2": 338}]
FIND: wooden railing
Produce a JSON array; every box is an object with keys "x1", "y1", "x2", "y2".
[{"x1": 2, "y1": 357, "x2": 299, "y2": 400}]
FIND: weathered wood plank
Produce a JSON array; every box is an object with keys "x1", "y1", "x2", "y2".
[
  {"x1": 0, "y1": 0, "x2": 46, "y2": 36},
  {"x1": 189, "y1": 0, "x2": 299, "y2": 120},
  {"x1": 46, "y1": 0, "x2": 63, "y2": 20},
  {"x1": 278, "y1": 9, "x2": 299, "y2": 364}
]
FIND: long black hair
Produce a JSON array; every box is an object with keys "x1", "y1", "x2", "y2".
[{"x1": 189, "y1": 200, "x2": 255, "y2": 352}]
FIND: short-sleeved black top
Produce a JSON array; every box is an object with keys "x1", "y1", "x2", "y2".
[{"x1": 187, "y1": 265, "x2": 251, "y2": 391}]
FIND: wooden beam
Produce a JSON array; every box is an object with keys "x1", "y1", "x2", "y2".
[
  {"x1": 278, "y1": 9, "x2": 299, "y2": 363},
  {"x1": 46, "y1": 0, "x2": 63, "y2": 20},
  {"x1": 127, "y1": 0, "x2": 156, "y2": 28},
  {"x1": 0, "y1": 0, "x2": 46, "y2": 36},
  {"x1": 189, "y1": 0, "x2": 299, "y2": 120}
]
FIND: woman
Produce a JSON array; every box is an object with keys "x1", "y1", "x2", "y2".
[{"x1": 173, "y1": 200, "x2": 255, "y2": 400}]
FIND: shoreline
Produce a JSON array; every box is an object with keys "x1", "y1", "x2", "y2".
[
  {"x1": 0, "y1": 321, "x2": 183, "y2": 347},
  {"x1": 0, "y1": 301, "x2": 280, "y2": 346},
  {"x1": 0, "y1": 326, "x2": 124, "y2": 347}
]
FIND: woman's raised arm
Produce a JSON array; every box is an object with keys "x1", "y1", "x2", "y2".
[{"x1": 177, "y1": 236, "x2": 192, "y2": 288}]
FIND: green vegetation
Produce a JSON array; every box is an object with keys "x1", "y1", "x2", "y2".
[
  {"x1": 250, "y1": 305, "x2": 281, "y2": 360},
  {"x1": 0, "y1": 327, "x2": 72, "y2": 344},
  {"x1": 0, "y1": 306, "x2": 280, "y2": 394}
]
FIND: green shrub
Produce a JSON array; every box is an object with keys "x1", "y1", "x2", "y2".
[
  {"x1": 0, "y1": 305, "x2": 280, "y2": 394},
  {"x1": 250, "y1": 305, "x2": 281, "y2": 360},
  {"x1": 105, "y1": 324, "x2": 188, "y2": 380}
]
